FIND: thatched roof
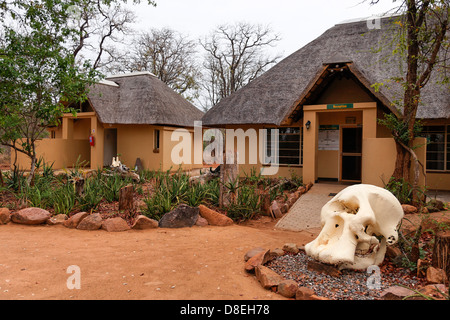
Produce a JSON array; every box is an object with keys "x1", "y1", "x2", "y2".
[
  {"x1": 202, "y1": 16, "x2": 450, "y2": 126},
  {"x1": 87, "y1": 71, "x2": 204, "y2": 127}
]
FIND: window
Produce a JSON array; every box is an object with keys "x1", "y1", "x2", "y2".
[
  {"x1": 154, "y1": 129, "x2": 160, "y2": 152},
  {"x1": 265, "y1": 127, "x2": 302, "y2": 165},
  {"x1": 420, "y1": 125, "x2": 449, "y2": 171}
]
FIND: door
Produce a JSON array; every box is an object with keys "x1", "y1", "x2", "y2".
[
  {"x1": 103, "y1": 128, "x2": 117, "y2": 167},
  {"x1": 340, "y1": 126, "x2": 362, "y2": 182}
]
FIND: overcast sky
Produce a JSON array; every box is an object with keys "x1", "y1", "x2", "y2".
[{"x1": 129, "y1": 0, "x2": 400, "y2": 59}]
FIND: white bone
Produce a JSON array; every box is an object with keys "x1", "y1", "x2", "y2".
[{"x1": 305, "y1": 184, "x2": 404, "y2": 270}]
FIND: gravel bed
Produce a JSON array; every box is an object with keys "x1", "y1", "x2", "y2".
[{"x1": 266, "y1": 251, "x2": 422, "y2": 300}]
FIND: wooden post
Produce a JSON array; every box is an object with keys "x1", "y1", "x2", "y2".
[
  {"x1": 219, "y1": 150, "x2": 239, "y2": 208},
  {"x1": 119, "y1": 184, "x2": 135, "y2": 211},
  {"x1": 432, "y1": 230, "x2": 450, "y2": 281}
]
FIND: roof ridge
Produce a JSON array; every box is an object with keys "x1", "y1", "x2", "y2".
[{"x1": 106, "y1": 71, "x2": 157, "y2": 79}]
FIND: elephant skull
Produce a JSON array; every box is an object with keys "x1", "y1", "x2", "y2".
[{"x1": 305, "y1": 184, "x2": 404, "y2": 270}]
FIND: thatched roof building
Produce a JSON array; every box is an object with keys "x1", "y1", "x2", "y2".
[
  {"x1": 88, "y1": 71, "x2": 204, "y2": 127},
  {"x1": 202, "y1": 16, "x2": 450, "y2": 126}
]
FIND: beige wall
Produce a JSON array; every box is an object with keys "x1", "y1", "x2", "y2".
[
  {"x1": 362, "y1": 137, "x2": 426, "y2": 188},
  {"x1": 14, "y1": 139, "x2": 90, "y2": 170}
]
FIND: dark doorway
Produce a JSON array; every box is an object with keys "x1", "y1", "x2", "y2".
[
  {"x1": 340, "y1": 126, "x2": 362, "y2": 182},
  {"x1": 104, "y1": 128, "x2": 117, "y2": 167}
]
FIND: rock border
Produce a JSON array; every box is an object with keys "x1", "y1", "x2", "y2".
[
  {"x1": 0, "y1": 203, "x2": 236, "y2": 232},
  {"x1": 244, "y1": 243, "x2": 449, "y2": 300},
  {"x1": 244, "y1": 244, "x2": 329, "y2": 300}
]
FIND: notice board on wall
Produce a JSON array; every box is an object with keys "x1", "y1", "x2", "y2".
[{"x1": 318, "y1": 125, "x2": 339, "y2": 150}]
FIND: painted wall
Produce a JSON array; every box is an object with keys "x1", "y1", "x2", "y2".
[{"x1": 14, "y1": 139, "x2": 90, "y2": 170}]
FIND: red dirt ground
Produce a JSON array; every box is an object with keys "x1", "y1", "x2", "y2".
[{"x1": 0, "y1": 216, "x2": 318, "y2": 300}]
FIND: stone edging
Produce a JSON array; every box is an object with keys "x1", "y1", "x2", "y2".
[{"x1": 244, "y1": 244, "x2": 328, "y2": 300}]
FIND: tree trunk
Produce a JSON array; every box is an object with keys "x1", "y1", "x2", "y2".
[
  {"x1": 119, "y1": 184, "x2": 135, "y2": 211},
  {"x1": 392, "y1": 141, "x2": 411, "y2": 182},
  {"x1": 432, "y1": 231, "x2": 450, "y2": 281}
]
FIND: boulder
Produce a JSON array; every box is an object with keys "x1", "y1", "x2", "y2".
[
  {"x1": 46, "y1": 214, "x2": 67, "y2": 225},
  {"x1": 63, "y1": 212, "x2": 89, "y2": 229},
  {"x1": 102, "y1": 217, "x2": 130, "y2": 232},
  {"x1": 132, "y1": 215, "x2": 159, "y2": 230},
  {"x1": 159, "y1": 204, "x2": 199, "y2": 228},
  {"x1": 11, "y1": 207, "x2": 51, "y2": 225},
  {"x1": 198, "y1": 205, "x2": 233, "y2": 226},
  {"x1": 0, "y1": 208, "x2": 11, "y2": 224},
  {"x1": 77, "y1": 213, "x2": 103, "y2": 230}
]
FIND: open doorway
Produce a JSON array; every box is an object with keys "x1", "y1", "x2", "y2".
[
  {"x1": 104, "y1": 128, "x2": 117, "y2": 167},
  {"x1": 340, "y1": 126, "x2": 362, "y2": 182}
]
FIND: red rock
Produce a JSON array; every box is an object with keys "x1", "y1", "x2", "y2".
[
  {"x1": 426, "y1": 266, "x2": 448, "y2": 284},
  {"x1": 255, "y1": 265, "x2": 284, "y2": 290},
  {"x1": 244, "y1": 249, "x2": 277, "y2": 272},
  {"x1": 102, "y1": 217, "x2": 130, "y2": 232},
  {"x1": 402, "y1": 204, "x2": 418, "y2": 214},
  {"x1": 132, "y1": 215, "x2": 159, "y2": 230},
  {"x1": 63, "y1": 212, "x2": 89, "y2": 229},
  {"x1": 198, "y1": 205, "x2": 233, "y2": 226},
  {"x1": 295, "y1": 287, "x2": 316, "y2": 300},
  {"x1": 46, "y1": 214, "x2": 67, "y2": 225},
  {"x1": 11, "y1": 207, "x2": 51, "y2": 225},
  {"x1": 270, "y1": 201, "x2": 282, "y2": 219},
  {"x1": 0, "y1": 208, "x2": 11, "y2": 224},
  {"x1": 278, "y1": 280, "x2": 298, "y2": 298},
  {"x1": 307, "y1": 259, "x2": 341, "y2": 277},
  {"x1": 77, "y1": 213, "x2": 103, "y2": 230}
]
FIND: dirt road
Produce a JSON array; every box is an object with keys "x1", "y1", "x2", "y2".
[{"x1": 0, "y1": 219, "x2": 317, "y2": 300}]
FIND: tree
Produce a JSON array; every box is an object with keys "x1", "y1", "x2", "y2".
[
  {"x1": 372, "y1": 0, "x2": 449, "y2": 203},
  {"x1": 69, "y1": 0, "x2": 152, "y2": 71},
  {"x1": 199, "y1": 22, "x2": 281, "y2": 110},
  {"x1": 108, "y1": 28, "x2": 201, "y2": 101},
  {"x1": 0, "y1": 0, "x2": 99, "y2": 183},
  {"x1": 0, "y1": 0, "x2": 156, "y2": 183}
]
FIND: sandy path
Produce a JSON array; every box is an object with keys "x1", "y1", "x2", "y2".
[{"x1": 0, "y1": 221, "x2": 317, "y2": 300}]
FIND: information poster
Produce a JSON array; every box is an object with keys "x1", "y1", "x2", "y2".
[{"x1": 318, "y1": 125, "x2": 339, "y2": 150}]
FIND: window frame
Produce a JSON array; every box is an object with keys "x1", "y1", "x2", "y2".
[
  {"x1": 263, "y1": 126, "x2": 302, "y2": 166},
  {"x1": 420, "y1": 125, "x2": 449, "y2": 172}
]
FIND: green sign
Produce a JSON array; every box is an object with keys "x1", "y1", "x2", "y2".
[
  {"x1": 319, "y1": 125, "x2": 339, "y2": 131},
  {"x1": 327, "y1": 103, "x2": 354, "y2": 110}
]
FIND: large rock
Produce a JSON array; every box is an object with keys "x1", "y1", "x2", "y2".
[
  {"x1": 132, "y1": 215, "x2": 159, "y2": 230},
  {"x1": 77, "y1": 213, "x2": 103, "y2": 230},
  {"x1": 198, "y1": 204, "x2": 233, "y2": 226},
  {"x1": 426, "y1": 267, "x2": 448, "y2": 284},
  {"x1": 159, "y1": 204, "x2": 199, "y2": 228},
  {"x1": 255, "y1": 265, "x2": 284, "y2": 290},
  {"x1": 63, "y1": 212, "x2": 89, "y2": 229},
  {"x1": 11, "y1": 207, "x2": 51, "y2": 225},
  {"x1": 102, "y1": 217, "x2": 130, "y2": 232},
  {"x1": 0, "y1": 208, "x2": 11, "y2": 224}
]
